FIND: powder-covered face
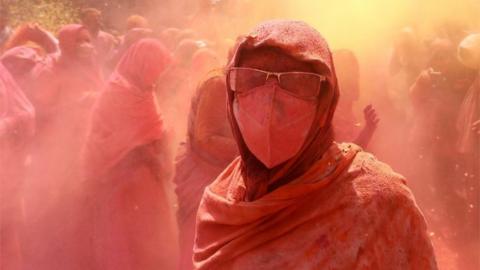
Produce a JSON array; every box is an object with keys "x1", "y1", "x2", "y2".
[{"x1": 232, "y1": 47, "x2": 325, "y2": 168}]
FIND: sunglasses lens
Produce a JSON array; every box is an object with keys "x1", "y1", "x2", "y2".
[
  {"x1": 229, "y1": 68, "x2": 267, "y2": 92},
  {"x1": 280, "y1": 73, "x2": 322, "y2": 98}
]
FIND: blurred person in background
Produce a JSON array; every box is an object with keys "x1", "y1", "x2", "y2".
[
  {"x1": 80, "y1": 8, "x2": 118, "y2": 71},
  {"x1": 454, "y1": 32, "x2": 480, "y2": 269},
  {"x1": 83, "y1": 39, "x2": 177, "y2": 270},
  {"x1": 409, "y1": 36, "x2": 476, "y2": 270},
  {"x1": 21, "y1": 24, "x2": 103, "y2": 270},
  {"x1": 1, "y1": 46, "x2": 42, "y2": 98},
  {"x1": 332, "y1": 49, "x2": 380, "y2": 149},
  {"x1": 174, "y1": 70, "x2": 237, "y2": 270},
  {"x1": 0, "y1": 62, "x2": 35, "y2": 270}
]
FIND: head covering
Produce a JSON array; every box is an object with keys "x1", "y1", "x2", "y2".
[
  {"x1": 0, "y1": 62, "x2": 35, "y2": 143},
  {"x1": 1, "y1": 46, "x2": 40, "y2": 76},
  {"x1": 115, "y1": 38, "x2": 172, "y2": 90},
  {"x1": 83, "y1": 39, "x2": 172, "y2": 179},
  {"x1": 227, "y1": 20, "x2": 339, "y2": 199},
  {"x1": 57, "y1": 24, "x2": 88, "y2": 59}
]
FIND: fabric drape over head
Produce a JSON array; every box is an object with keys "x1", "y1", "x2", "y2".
[
  {"x1": 1, "y1": 46, "x2": 41, "y2": 75},
  {"x1": 226, "y1": 20, "x2": 339, "y2": 200},
  {"x1": 193, "y1": 20, "x2": 437, "y2": 270},
  {"x1": 0, "y1": 62, "x2": 35, "y2": 139},
  {"x1": 0, "y1": 61, "x2": 35, "y2": 270},
  {"x1": 83, "y1": 38, "x2": 172, "y2": 179}
]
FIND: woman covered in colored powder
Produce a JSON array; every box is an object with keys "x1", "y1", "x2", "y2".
[
  {"x1": 83, "y1": 39, "x2": 178, "y2": 270},
  {"x1": 21, "y1": 24, "x2": 103, "y2": 269},
  {"x1": 174, "y1": 71, "x2": 238, "y2": 269},
  {"x1": 0, "y1": 62, "x2": 35, "y2": 270},
  {"x1": 193, "y1": 20, "x2": 437, "y2": 270}
]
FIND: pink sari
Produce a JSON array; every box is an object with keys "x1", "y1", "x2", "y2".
[
  {"x1": 83, "y1": 39, "x2": 177, "y2": 270},
  {"x1": 0, "y1": 62, "x2": 35, "y2": 270}
]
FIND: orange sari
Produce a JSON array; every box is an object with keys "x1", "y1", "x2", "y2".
[{"x1": 194, "y1": 143, "x2": 437, "y2": 269}]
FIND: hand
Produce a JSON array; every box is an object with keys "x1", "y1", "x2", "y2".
[{"x1": 363, "y1": 104, "x2": 380, "y2": 130}]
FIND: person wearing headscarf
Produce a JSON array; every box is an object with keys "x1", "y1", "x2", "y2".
[
  {"x1": 0, "y1": 62, "x2": 35, "y2": 270},
  {"x1": 20, "y1": 24, "x2": 103, "y2": 269},
  {"x1": 174, "y1": 70, "x2": 238, "y2": 270},
  {"x1": 193, "y1": 20, "x2": 437, "y2": 270},
  {"x1": 1, "y1": 46, "x2": 42, "y2": 98},
  {"x1": 332, "y1": 49, "x2": 379, "y2": 149},
  {"x1": 454, "y1": 33, "x2": 480, "y2": 270},
  {"x1": 83, "y1": 39, "x2": 177, "y2": 270}
]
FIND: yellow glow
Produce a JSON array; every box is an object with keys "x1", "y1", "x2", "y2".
[{"x1": 246, "y1": 0, "x2": 480, "y2": 54}]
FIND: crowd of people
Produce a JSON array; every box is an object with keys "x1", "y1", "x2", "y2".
[{"x1": 0, "y1": 4, "x2": 479, "y2": 270}]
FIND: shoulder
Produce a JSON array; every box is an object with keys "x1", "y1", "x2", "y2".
[{"x1": 345, "y1": 149, "x2": 418, "y2": 210}]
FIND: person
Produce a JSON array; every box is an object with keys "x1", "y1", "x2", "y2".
[
  {"x1": 82, "y1": 39, "x2": 177, "y2": 270},
  {"x1": 174, "y1": 72, "x2": 238, "y2": 270},
  {"x1": 454, "y1": 32, "x2": 480, "y2": 270},
  {"x1": 193, "y1": 20, "x2": 437, "y2": 269},
  {"x1": 332, "y1": 49, "x2": 379, "y2": 148},
  {"x1": 409, "y1": 37, "x2": 476, "y2": 269},
  {"x1": 1, "y1": 46, "x2": 42, "y2": 97},
  {"x1": 21, "y1": 24, "x2": 103, "y2": 269},
  {"x1": 80, "y1": 8, "x2": 117, "y2": 69},
  {"x1": 0, "y1": 62, "x2": 35, "y2": 270}
]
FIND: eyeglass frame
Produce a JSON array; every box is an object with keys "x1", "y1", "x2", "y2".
[{"x1": 227, "y1": 67, "x2": 327, "y2": 100}]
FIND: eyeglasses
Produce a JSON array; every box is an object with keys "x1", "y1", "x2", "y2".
[{"x1": 227, "y1": 67, "x2": 326, "y2": 99}]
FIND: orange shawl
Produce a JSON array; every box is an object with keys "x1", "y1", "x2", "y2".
[
  {"x1": 194, "y1": 143, "x2": 437, "y2": 269},
  {"x1": 194, "y1": 19, "x2": 436, "y2": 270}
]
